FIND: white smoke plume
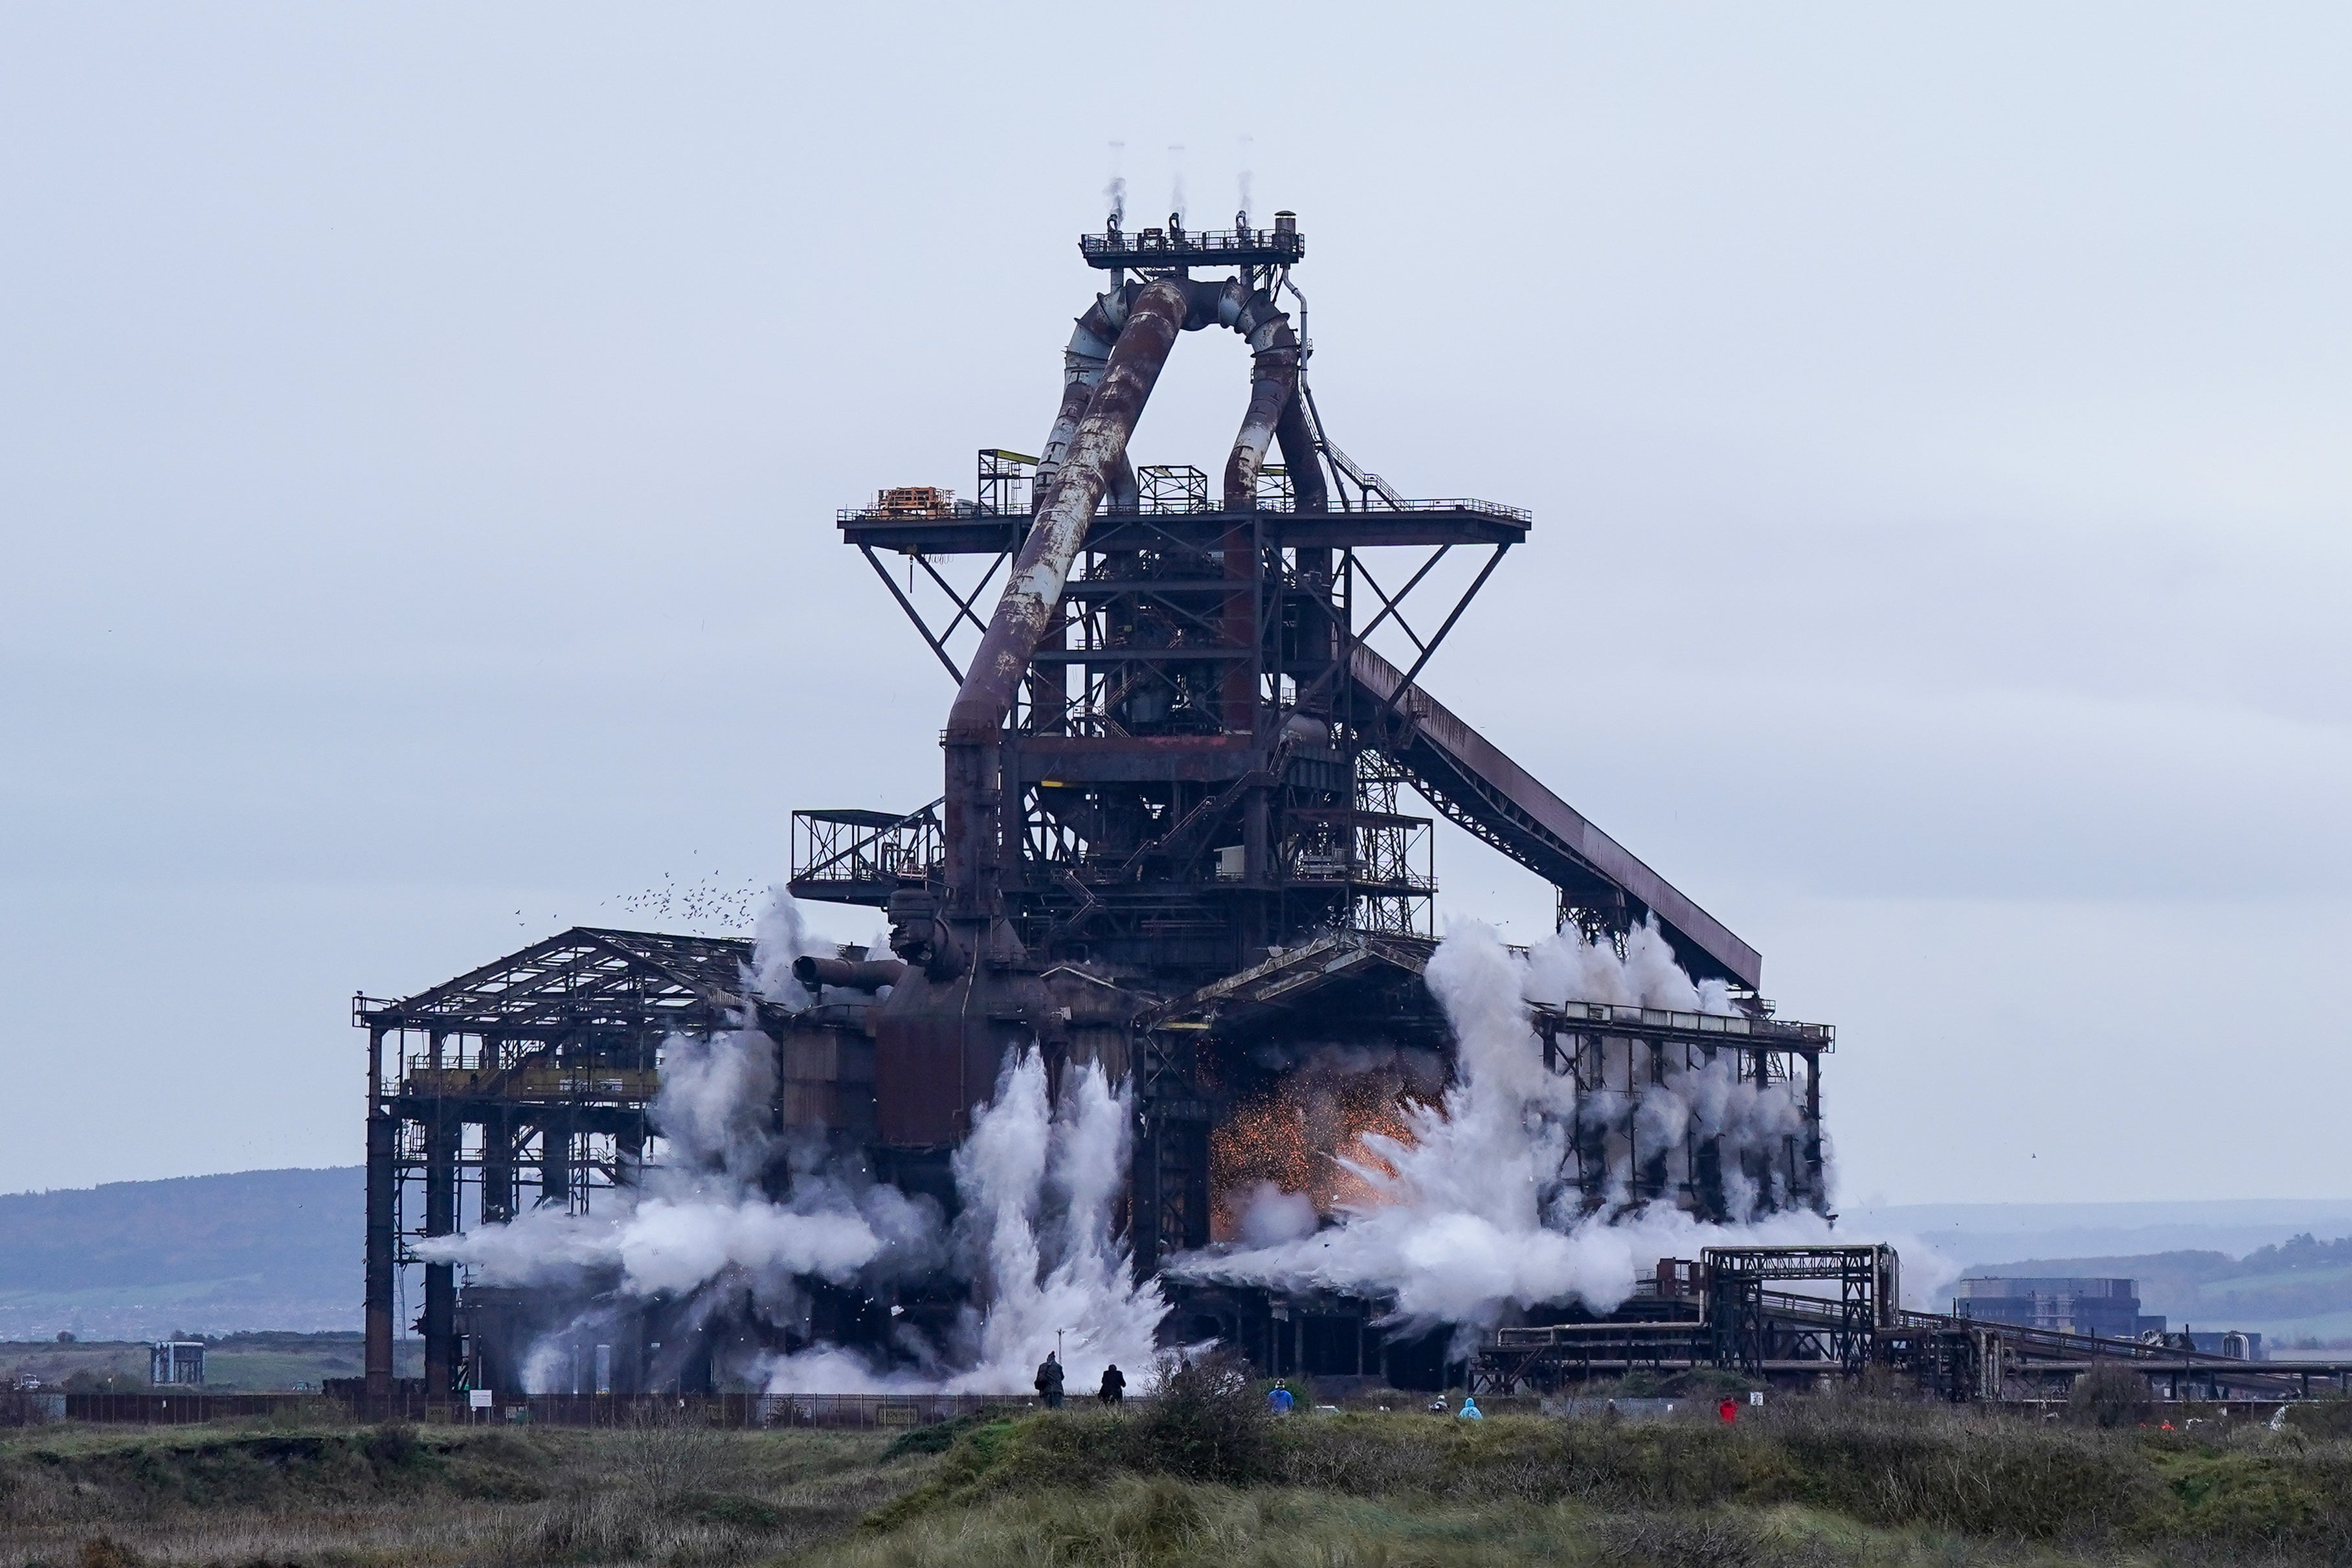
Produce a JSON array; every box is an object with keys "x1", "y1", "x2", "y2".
[
  {"x1": 744, "y1": 887, "x2": 894, "y2": 1013},
  {"x1": 1520, "y1": 920, "x2": 1737, "y2": 1014},
  {"x1": 424, "y1": 1001, "x2": 1167, "y2": 1394},
  {"x1": 414, "y1": 1025, "x2": 923, "y2": 1305},
  {"x1": 1172, "y1": 922, "x2": 1832, "y2": 1331},
  {"x1": 1234, "y1": 1181, "x2": 1317, "y2": 1247},
  {"x1": 416, "y1": 890, "x2": 1918, "y2": 1389},
  {"x1": 757, "y1": 1049, "x2": 1169, "y2": 1396}
]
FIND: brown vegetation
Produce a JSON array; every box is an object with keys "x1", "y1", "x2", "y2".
[
  {"x1": 6, "y1": 1394, "x2": 2352, "y2": 1565},
  {"x1": 0, "y1": 1413, "x2": 920, "y2": 1568}
]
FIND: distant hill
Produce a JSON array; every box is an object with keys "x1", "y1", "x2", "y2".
[
  {"x1": 1854, "y1": 1199, "x2": 2352, "y2": 1274},
  {"x1": 0, "y1": 1167, "x2": 359, "y2": 1339},
  {"x1": 1958, "y1": 1233, "x2": 2352, "y2": 1347},
  {"x1": 10, "y1": 1174, "x2": 2352, "y2": 1345}
]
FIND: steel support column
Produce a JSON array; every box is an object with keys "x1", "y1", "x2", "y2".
[
  {"x1": 363, "y1": 1029, "x2": 396, "y2": 1409},
  {"x1": 422, "y1": 1108, "x2": 458, "y2": 1404}
]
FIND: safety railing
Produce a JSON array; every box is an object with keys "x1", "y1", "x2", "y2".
[
  {"x1": 1546, "y1": 1002, "x2": 1835, "y2": 1047},
  {"x1": 837, "y1": 496, "x2": 1531, "y2": 525},
  {"x1": 1079, "y1": 226, "x2": 1306, "y2": 265}
]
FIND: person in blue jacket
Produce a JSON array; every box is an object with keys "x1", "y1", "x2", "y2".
[
  {"x1": 1457, "y1": 1396, "x2": 1483, "y2": 1420},
  {"x1": 1266, "y1": 1382, "x2": 1295, "y2": 1415}
]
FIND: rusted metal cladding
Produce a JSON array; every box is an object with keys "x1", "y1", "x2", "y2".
[
  {"x1": 873, "y1": 975, "x2": 972, "y2": 1146},
  {"x1": 950, "y1": 276, "x2": 1187, "y2": 739},
  {"x1": 875, "y1": 964, "x2": 1050, "y2": 1144},
  {"x1": 1035, "y1": 287, "x2": 1130, "y2": 494},
  {"x1": 779, "y1": 1020, "x2": 877, "y2": 1137},
  {"x1": 1036, "y1": 373, "x2": 1097, "y2": 495},
  {"x1": 1221, "y1": 346, "x2": 1299, "y2": 511}
]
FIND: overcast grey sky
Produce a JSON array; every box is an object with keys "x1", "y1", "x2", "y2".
[{"x1": 3, "y1": 4, "x2": 2347, "y2": 1205}]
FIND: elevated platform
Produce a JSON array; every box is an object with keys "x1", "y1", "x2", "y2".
[
  {"x1": 1139, "y1": 930, "x2": 1830, "y2": 1049},
  {"x1": 1078, "y1": 223, "x2": 1305, "y2": 271},
  {"x1": 838, "y1": 499, "x2": 1530, "y2": 554}
]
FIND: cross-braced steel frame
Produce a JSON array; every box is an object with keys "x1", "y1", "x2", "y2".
[{"x1": 353, "y1": 928, "x2": 759, "y2": 1412}]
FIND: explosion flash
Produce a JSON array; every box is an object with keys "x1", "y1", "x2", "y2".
[{"x1": 1209, "y1": 1068, "x2": 1429, "y2": 1238}]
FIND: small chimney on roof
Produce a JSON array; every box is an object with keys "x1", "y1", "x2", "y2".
[{"x1": 1273, "y1": 210, "x2": 1297, "y2": 236}]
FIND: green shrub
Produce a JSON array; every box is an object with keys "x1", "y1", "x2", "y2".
[
  {"x1": 880, "y1": 1415, "x2": 981, "y2": 1461},
  {"x1": 2070, "y1": 1363, "x2": 2155, "y2": 1428},
  {"x1": 361, "y1": 1422, "x2": 420, "y2": 1471},
  {"x1": 1123, "y1": 1350, "x2": 1273, "y2": 1486}
]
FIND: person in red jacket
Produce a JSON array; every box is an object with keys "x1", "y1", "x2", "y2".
[{"x1": 1718, "y1": 1396, "x2": 1739, "y2": 1424}]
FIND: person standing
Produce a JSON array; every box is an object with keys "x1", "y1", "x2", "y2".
[
  {"x1": 1035, "y1": 1351, "x2": 1065, "y2": 1409},
  {"x1": 1267, "y1": 1382, "x2": 1295, "y2": 1416},
  {"x1": 1098, "y1": 1363, "x2": 1126, "y2": 1406}
]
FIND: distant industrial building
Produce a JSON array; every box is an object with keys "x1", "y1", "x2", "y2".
[
  {"x1": 1951, "y1": 1277, "x2": 2265, "y2": 1360},
  {"x1": 149, "y1": 1341, "x2": 205, "y2": 1385},
  {"x1": 1952, "y1": 1278, "x2": 2160, "y2": 1341}
]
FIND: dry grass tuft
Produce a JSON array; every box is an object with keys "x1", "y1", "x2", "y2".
[
  {"x1": 0, "y1": 1415, "x2": 922, "y2": 1568},
  {"x1": 10, "y1": 1398, "x2": 2352, "y2": 1566}
]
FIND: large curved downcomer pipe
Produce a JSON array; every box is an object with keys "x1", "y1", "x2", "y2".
[
  {"x1": 943, "y1": 276, "x2": 1190, "y2": 924},
  {"x1": 940, "y1": 272, "x2": 1333, "y2": 932},
  {"x1": 1216, "y1": 283, "x2": 1325, "y2": 513},
  {"x1": 1036, "y1": 287, "x2": 1141, "y2": 511},
  {"x1": 1040, "y1": 279, "x2": 1328, "y2": 517}
]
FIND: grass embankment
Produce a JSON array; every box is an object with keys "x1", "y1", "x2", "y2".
[
  {"x1": 0, "y1": 1417, "x2": 920, "y2": 1568},
  {"x1": 831, "y1": 1400, "x2": 2352, "y2": 1567},
  {"x1": 6, "y1": 1399, "x2": 2352, "y2": 1566}
]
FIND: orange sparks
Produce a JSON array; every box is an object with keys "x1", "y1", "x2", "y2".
[{"x1": 1209, "y1": 1069, "x2": 1429, "y2": 1239}]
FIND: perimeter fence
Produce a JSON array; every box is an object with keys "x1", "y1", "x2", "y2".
[{"x1": 1, "y1": 1388, "x2": 1104, "y2": 1429}]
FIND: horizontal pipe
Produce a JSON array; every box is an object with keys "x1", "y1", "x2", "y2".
[{"x1": 792, "y1": 955, "x2": 907, "y2": 992}]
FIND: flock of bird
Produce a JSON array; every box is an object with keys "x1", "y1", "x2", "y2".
[
  {"x1": 506, "y1": 853, "x2": 768, "y2": 934},
  {"x1": 602, "y1": 866, "x2": 767, "y2": 931}
]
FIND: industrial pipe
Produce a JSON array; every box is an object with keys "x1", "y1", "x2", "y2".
[
  {"x1": 1037, "y1": 291, "x2": 1123, "y2": 456},
  {"x1": 791, "y1": 954, "x2": 908, "y2": 992},
  {"x1": 1273, "y1": 390, "x2": 1328, "y2": 512},
  {"x1": 1037, "y1": 287, "x2": 1137, "y2": 504},
  {"x1": 1218, "y1": 287, "x2": 1305, "y2": 511},
  {"x1": 944, "y1": 275, "x2": 1190, "y2": 917}
]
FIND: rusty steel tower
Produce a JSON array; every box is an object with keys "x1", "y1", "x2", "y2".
[
  {"x1": 792, "y1": 210, "x2": 1818, "y2": 1270},
  {"x1": 355, "y1": 210, "x2": 1831, "y2": 1411}
]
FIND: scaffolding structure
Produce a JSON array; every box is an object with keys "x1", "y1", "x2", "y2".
[{"x1": 352, "y1": 928, "x2": 759, "y2": 1414}]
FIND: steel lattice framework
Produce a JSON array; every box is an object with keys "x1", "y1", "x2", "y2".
[{"x1": 353, "y1": 928, "x2": 759, "y2": 1407}]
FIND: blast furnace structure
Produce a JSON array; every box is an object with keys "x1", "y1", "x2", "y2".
[{"x1": 357, "y1": 212, "x2": 1835, "y2": 1407}]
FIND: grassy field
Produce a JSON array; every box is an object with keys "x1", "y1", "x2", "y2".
[
  {"x1": 1, "y1": 1334, "x2": 420, "y2": 1393},
  {"x1": 7, "y1": 1394, "x2": 2352, "y2": 1566}
]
